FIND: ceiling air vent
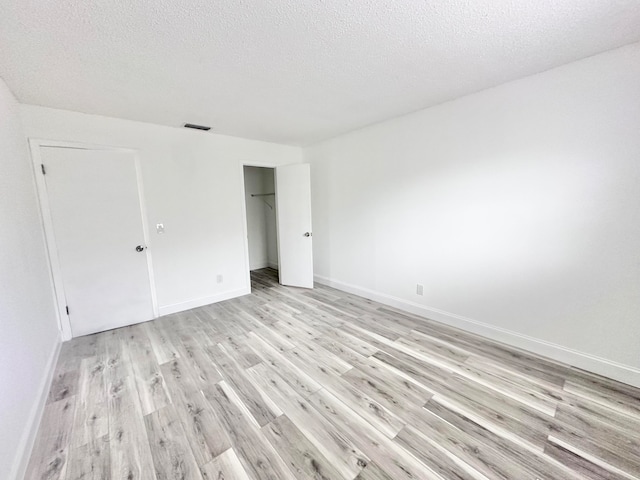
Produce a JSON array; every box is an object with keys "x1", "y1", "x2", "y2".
[{"x1": 184, "y1": 123, "x2": 211, "y2": 131}]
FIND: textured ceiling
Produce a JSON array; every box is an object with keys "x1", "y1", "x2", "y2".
[{"x1": 1, "y1": 1, "x2": 640, "y2": 145}]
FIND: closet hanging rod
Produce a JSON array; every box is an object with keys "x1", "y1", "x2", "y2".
[{"x1": 251, "y1": 193, "x2": 275, "y2": 197}]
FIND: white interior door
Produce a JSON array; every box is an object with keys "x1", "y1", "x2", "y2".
[
  {"x1": 41, "y1": 147, "x2": 155, "y2": 337},
  {"x1": 275, "y1": 163, "x2": 313, "y2": 288}
]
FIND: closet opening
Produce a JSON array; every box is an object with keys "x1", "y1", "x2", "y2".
[{"x1": 243, "y1": 166, "x2": 279, "y2": 281}]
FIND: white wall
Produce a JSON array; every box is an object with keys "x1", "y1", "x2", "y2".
[
  {"x1": 0, "y1": 79, "x2": 61, "y2": 480},
  {"x1": 263, "y1": 170, "x2": 279, "y2": 269},
  {"x1": 305, "y1": 42, "x2": 640, "y2": 387},
  {"x1": 21, "y1": 106, "x2": 302, "y2": 316}
]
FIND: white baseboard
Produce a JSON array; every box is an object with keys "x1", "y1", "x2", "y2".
[
  {"x1": 250, "y1": 262, "x2": 278, "y2": 271},
  {"x1": 314, "y1": 274, "x2": 640, "y2": 389},
  {"x1": 10, "y1": 333, "x2": 62, "y2": 480},
  {"x1": 158, "y1": 287, "x2": 250, "y2": 316}
]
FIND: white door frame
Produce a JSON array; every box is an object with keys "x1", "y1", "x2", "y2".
[
  {"x1": 29, "y1": 139, "x2": 158, "y2": 340},
  {"x1": 239, "y1": 160, "x2": 285, "y2": 292}
]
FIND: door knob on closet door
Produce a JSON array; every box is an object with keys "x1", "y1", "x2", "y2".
[
  {"x1": 135, "y1": 245, "x2": 146, "y2": 252},
  {"x1": 304, "y1": 232, "x2": 312, "y2": 237}
]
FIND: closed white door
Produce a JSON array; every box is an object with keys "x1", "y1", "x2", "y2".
[
  {"x1": 41, "y1": 147, "x2": 155, "y2": 337},
  {"x1": 275, "y1": 163, "x2": 313, "y2": 288}
]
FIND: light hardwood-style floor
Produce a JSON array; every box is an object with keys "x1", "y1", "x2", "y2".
[{"x1": 26, "y1": 268, "x2": 640, "y2": 480}]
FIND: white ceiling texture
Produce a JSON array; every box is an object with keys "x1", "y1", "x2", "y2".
[{"x1": 1, "y1": 0, "x2": 640, "y2": 145}]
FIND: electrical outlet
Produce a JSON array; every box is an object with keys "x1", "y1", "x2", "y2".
[
  {"x1": 156, "y1": 223, "x2": 165, "y2": 234},
  {"x1": 416, "y1": 284, "x2": 424, "y2": 296},
  {"x1": 217, "y1": 274, "x2": 224, "y2": 284}
]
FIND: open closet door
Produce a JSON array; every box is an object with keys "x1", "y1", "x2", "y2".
[{"x1": 275, "y1": 163, "x2": 313, "y2": 288}]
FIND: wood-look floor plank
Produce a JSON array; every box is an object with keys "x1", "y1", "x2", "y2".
[
  {"x1": 396, "y1": 408, "x2": 538, "y2": 480},
  {"x1": 544, "y1": 441, "x2": 630, "y2": 480},
  {"x1": 219, "y1": 333, "x2": 262, "y2": 369},
  {"x1": 160, "y1": 358, "x2": 230, "y2": 465},
  {"x1": 282, "y1": 343, "x2": 346, "y2": 388},
  {"x1": 323, "y1": 327, "x2": 378, "y2": 357},
  {"x1": 561, "y1": 389, "x2": 640, "y2": 436},
  {"x1": 244, "y1": 331, "x2": 322, "y2": 398},
  {"x1": 315, "y1": 335, "x2": 370, "y2": 365},
  {"x1": 353, "y1": 462, "x2": 395, "y2": 480},
  {"x1": 202, "y1": 381, "x2": 296, "y2": 480},
  {"x1": 144, "y1": 405, "x2": 202, "y2": 480},
  {"x1": 464, "y1": 354, "x2": 561, "y2": 392},
  {"x1": 204, "y1": 343, "x2": 281, "y2": 427},
  {"x1": 66, "y1": 434, "x2": 110, "y2": 480},
  {"x1": 371, "y1": 349, "x2": 554, "y2": 449},
  {"x1": 24, "y1": 397, "x2": 77, "y2": 480},
  {"x1": 208, "y1": 305, "x2": 247, "y2": 337},
  {"x1": 554, "y1": 403, "x2": 640, "y2": 455},
  {"x1": 200, "y1": 448, "x2": 251, "y2": 480},
  {"x1": 246, "y1": 362, "x2": 369, "y2": 479},
  {"x1": 251, "y1": 324, "x2": 297, "y2": 353},
  {"x1": 293, "y1": 306, "x2": 348, "y2": 329},
  {"x1": 349, "y1": 313, "x2": 406, "y2": 341},
  {"x1": 423, "y1": 398, "x2": 584, "y2": 480},
  {"x1": 103, "y1": 329, "x2": 130, "y2": 384},
  {"x1": 71, "y1": 356, "x2": 108, "y2": 448},
  {"x1": 174, "y1": 333, "x2": 224, "y2": 388},
  {"x1": 566, "y1": 367, "x2": 640, "y2": 402},
  {"x1": 394, "y1": 426, "x2": 488, "y2": 480},
  {"x1": 262, "y1": 414, "x2": 347, "y2": 480},
  {"x1": 291, "y1": 337, "x2": 353, "y2": 374},
  {"x1": 307, "y1": 387, "x2": 442, "y2": 480},
  {"x1": 144, "y1": 321, "x2": 181, "y2": 365},
  {"x1": 244, "y1": 304, "x2": 280, "y2": 326},
  {"x1": 122, "y1": 324, "x2": 171, "y2": 416},
  {"x1": 47, "y1": 369, "x2": 79, "y2": 404},
  {"x1": 189, "y1": 310, "x2": 226, "y2": 341},
  {"x1": 234, "y1": 308, "x2": 269, "y2": 331},
  {"x1": 390, "y1": 335, "x2": 559, "y2": 416},
  {"x1": 339, "y1": 323, "x2": 398, "y2": 354},
  {"x1": 563, "y1": 380, "x2": 640, "y2": 419},
  {"x1": 107, "y1": 375, "x2": 156, "y2": 480},
  {"x1": 342, "y1": 356, "x2": 432, "y2": 408},
  {"x1": 55, "y1": 334, "x2": 100, "y2": 374},
  {"x1": 410, "y1": 320, "x2": 569, "y2": 388},
  {"x1": 547, "y1": 428, "x2": 640, "y2": 478},
  {"x1": 307, "y1": 364, "x2": 406, "y2": 438},
  {"x1": 547, "y1": 435, "x2": 638, "y2": 480}
]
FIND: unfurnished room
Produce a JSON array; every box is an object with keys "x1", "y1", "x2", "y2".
[{"x1": 1, "y1": 1, "x2": 639, "y2": 479}]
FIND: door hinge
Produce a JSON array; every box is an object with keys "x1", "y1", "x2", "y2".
[
  {"x1": 65, "y1": 306, "x2": 69, "y2": 315},
  {"x1": 41, "y1": 164, "x2": 46, "y2": 175}
]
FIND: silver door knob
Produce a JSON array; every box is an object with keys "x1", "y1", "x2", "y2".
[
  {"x1": 135, "y1": 245, "x2": 146, "y2": 252},
  {"x1": 303, "y1": 232, "x2": 312, "y2": 237}
]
